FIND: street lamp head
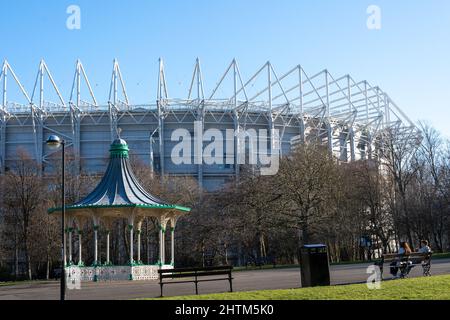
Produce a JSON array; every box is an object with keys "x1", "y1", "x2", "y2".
[{"x1": 46, "y1": 135, "x2": 62, "y2": 150}]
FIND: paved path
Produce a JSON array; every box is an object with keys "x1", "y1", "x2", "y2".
[{"x1": 1, "y1": 259, "x2": 449, "y2": 300}]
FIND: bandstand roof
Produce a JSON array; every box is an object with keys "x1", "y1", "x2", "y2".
[{"x1": 48, "y1": 138, "x2": 191, "y2": 215}]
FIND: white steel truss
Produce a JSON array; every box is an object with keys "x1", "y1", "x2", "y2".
[{"x1": 0, "y1": 59, "x2": 419, "y2": 188}]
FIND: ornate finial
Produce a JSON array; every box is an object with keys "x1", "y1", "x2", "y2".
[
  {"x1": 117, "y1": 127, "x2": 122, "y2": 139},
  {"x1": 110, "y1": 135, "x2": 129, "y2": 158}
]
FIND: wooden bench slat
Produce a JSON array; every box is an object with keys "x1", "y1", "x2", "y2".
[
  {"x1": 158, "y1": 266, "x2": 232, "y2": 273},
  {"x1": 160, "y1": 271, "x2": 231, "y2": 279},
  {"x1": 193, "y1": 277, "x2": 233, "y2": 283},
  {"x1": 158, "y1": 279, "x2": 201, "y2": 284},
  {"x1": 160, "y1": 272, "x2": 199, "y2": 279}
]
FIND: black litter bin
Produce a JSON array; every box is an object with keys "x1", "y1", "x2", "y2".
[{"x1": 300, "y1": 244, "x2": 330, "y2": 287}]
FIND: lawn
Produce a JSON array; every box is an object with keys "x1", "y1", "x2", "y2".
[
  {"x1": 0, "y1": 280, "x2": 54, "y2": 287},
  {"x1": 233, "y1": 253, "x2": 450, "y2": 272},
  {"x1": 149, "y1": 274, "x2": 450, "y2": 300}
]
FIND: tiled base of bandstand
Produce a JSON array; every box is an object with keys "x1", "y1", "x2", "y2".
[{"x1": 65, "y1": 265, "x2": 174, "y2": 282}]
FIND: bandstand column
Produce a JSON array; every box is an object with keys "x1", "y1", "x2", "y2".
[
  {"x1": 128, "y1": 224, "x2": 134, "y2": 264},
  {"x1": 93, "y1": 225, "x2": 99, "y2": 265},
  {"x1": 68, "y1": 228, "x2": 73, "y2": 264},
  {"x1": 106, "y1": 230, "x2": 110, "y2": 264},
  {"x1": 78, "y1": 229, "x2": 83, "y2": 265},
  {"x1": 137, "y1": 229, "x2": 141, "y2": 263},
  {"x1": 63, "y1": 228, "x2": 67, "y2": 266},
  {"x1": 170, "y1": 226, "x2": 175, "y2": 265},
  {"x1": 159, "y1": 224, "x2": 166, "y2": 266}
]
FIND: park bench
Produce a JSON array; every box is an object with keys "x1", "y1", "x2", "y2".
[
  {"x1": 375, "y1": 252, "x2": 432, "y2": 279},
  {"x1": 158, "y1": 265, "x2": 233, "y2": 297},
  {"x1": 245, "y1": 257, "x2": 276, "y2": 269}
]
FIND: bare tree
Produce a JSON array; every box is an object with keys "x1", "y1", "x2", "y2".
[
  {"x1": 2, "y1": 149, "x2": 45, "y2": 279},
  {"x1": 350, "y1": 160, "x2": 395, "y2": 254},
  {"x1": 276, "y1": 144, "x2": 340, "y2": 246},
  {"x1": 411, "y1": 122, "x2": 449, "y2": 251},
  {"x1": 379, "y1": 128, "x2": 421, "y2": 245}
]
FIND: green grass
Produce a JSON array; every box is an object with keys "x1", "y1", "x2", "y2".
[
  {"x1": 234, "y1": 264, "x2": 298, "y2": 272},
  {"x1": 233, "y1": 261, "x2": 363, "y2": 272},
  {"x1": 234, "y1": 253, "x2": 450, "y2": 272},
  {"x1": 147, "y1": 275, "x2": 450, "y2": 300},
  {"x1": 0, "y1": 280, "x2": 54, "y2": 287},
  {"x1": 433, "y1": 252, "x2": 450, "y2": 260}
]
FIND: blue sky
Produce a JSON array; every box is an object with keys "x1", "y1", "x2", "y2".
[{"x1": 1, "y1": 0, "x2": 450, "y2": 137}]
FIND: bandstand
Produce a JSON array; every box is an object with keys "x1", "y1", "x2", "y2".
[{"x1": 48, "y1": 138, "x2": 191, "y2": 281}]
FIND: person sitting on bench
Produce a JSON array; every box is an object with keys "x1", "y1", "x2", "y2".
[
  {"x1": 418, "y1": 240, "x2": 432, "y2": 254},
  {"x1": 390, "y1": 242, "x2": 412, "y2": 278},
  {"x1": 418, "y1": 240, "x2": 432, "y2": 273}
]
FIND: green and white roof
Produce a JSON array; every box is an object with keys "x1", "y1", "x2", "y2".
[{"x1": 49, "y1": 139, "x2": 190, "y2": 215}]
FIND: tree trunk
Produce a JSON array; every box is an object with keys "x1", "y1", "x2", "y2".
[
  {"x1": 46, "y1": 255, "x2": 50, "y2": 280},
  {"x1": 224, "y1": 243, "x2": 229, "y2": 265},
  {"x1": 27, "y1": 258, "x2": 32, "y2": 280},
  {"x1": 301, "y1": 224, "x2": 309, "y2": 246},
  {"x1": 14, "y1": 241, "x2": 19, "y2": 279}
]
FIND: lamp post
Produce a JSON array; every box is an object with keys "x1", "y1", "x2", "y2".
[{"x1": 46, "y1": 135, "x2": 66, "y2": 301}]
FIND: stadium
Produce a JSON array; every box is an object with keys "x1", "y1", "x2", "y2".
[{"x1": 0, "y1": 58, "x2": 418, "y2": 190}]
